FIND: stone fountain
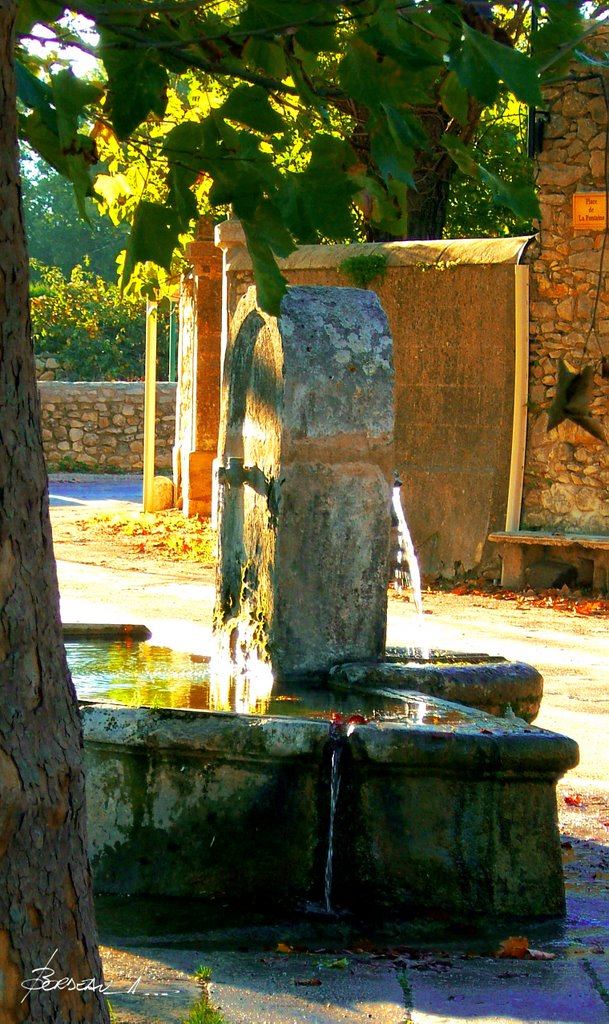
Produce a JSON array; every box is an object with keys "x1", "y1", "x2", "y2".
[{"x1": 81, "y1": 285, "x2": 578, "y2": 923}]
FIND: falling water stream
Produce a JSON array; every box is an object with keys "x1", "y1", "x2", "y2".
[
  {"x1": 324, "y1": 721, "x2": 344, "y2": 914},
  {"x1": 392, "y1": 478, "x2": 429, "y2": 660}
]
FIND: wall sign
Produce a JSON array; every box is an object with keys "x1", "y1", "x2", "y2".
[{"x1": 573, "y1": 192, "x2": 607, "y2": 230}]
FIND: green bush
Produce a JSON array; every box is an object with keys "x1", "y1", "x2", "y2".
[{"x1": 30, "y1": 260, "x2": 170, "y2": 381}]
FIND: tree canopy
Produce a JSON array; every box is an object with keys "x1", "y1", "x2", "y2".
[{"x1": 14, "y1": 1, "x2": 602, "y2": 310}]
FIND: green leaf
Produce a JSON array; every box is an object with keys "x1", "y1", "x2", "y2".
[
  {"x1": 285, "y1": 52, "x2": 323, "y2": 109},
  {"x1": 371, "y1": 130, "x2": 415, "y2": 188},
  {"x1": 163, "y1": 123, "x2": 205, "y2": 227},
  {"x1": 461, "y1": 26, "x2": 542, "y2": 107},
  {"x1": 440, "y1": 133, "x2": 481, "y2": 180},
  {"x1": 242, "y1": 38, "x2": 287, "y2": 79},
  {"x1": 533, "y1": 4, "x2": 585, "y2": 75},
  {"x1": 295, "y1": 22, "x2": 338, "y2": 55},
  {"x1": 283, "y1": 134, "x2": 359, "y2": 239},
  {"x1": 20, "y1": 111, "x2": 94, "y2": 217},
  {"x1": 167, "y1": 166, "x2": 199, "y2": 231},
  {"x1": 239, "y1": 0, "x2": 325, "y2": 31},
  {"x1": 479, "y1": 168, "x2": 540, "y2": 221},
  {"x1": 448, "y1": 36, "x2": 499, "y2": 106},
  {"x1": 16, "y1": 0, "x2": 62, "y2": 35},
  {"x1": 241, "y1": 226, "x2": 287, "y2": 315},
  {"x1": 121, "y1": 201, "x2": 181, "y2": 289},
  {"x1": 220, "y1": 85, "x2": 285, "y2": 135},
  {"x1": 339, "y1": 38, "x2": 434, "y2": 110},
  {"x1": 439, "y1": 71, "x2": 469, "y2": 127},
  {"x1": 249, "y1": 202, "x2": 296, "y2": 260},
  {"x1": 361, "y1": 23, "x2": 444, "y2": 70},
  {"x1": 382, "y1": 105, "x2": 427, "y2": 151},
  {"x1": 441, "y1": 134, "x2": 540, "y2": 222},
  {"x1": 100, "y1": 35, "x2": 168, "y2": 139},
  {"x1": 15, "y1": 59, "x2": 53, "y2": 115},
  {"x1": 52, "y1": 70, "x2": 102, "y2": 149}
]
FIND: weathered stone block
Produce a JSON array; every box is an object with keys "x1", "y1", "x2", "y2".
[{"x1": 215, "y1": 286, "x2": 394, "y2": 680}]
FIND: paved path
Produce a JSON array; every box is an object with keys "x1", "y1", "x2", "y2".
[{"x1": 48, "y1": 472, "x2": 142, "y2": 508}]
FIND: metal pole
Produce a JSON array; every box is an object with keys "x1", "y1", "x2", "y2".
[
  {"x1": 143, "y1": 299, "x2": 158, "y2": 512},
  {"x1": 168, "y1": 300, "x2": 178, "y2": 383},
  {"x1": 505, "y1": 265, "x2": 530, "y2": 531}
]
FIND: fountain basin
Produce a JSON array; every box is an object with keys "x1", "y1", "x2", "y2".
[
  {"x1": 331, "y1": 651, "x2": 544, "y2": 722},
  {"x1": 81, "y1": 696, "x2": 577, "y2": 921}
]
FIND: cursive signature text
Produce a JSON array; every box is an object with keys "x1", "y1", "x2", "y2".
[{"x1": 21, "y1": 950, "x2": 141, "y2": 1002}]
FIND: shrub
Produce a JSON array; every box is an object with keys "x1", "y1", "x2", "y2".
[{"x1": 30, "y1": 260, "x2": 170, "y2": 381}]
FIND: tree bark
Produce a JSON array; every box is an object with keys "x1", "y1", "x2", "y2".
[
  {"x1": 405, "y1": 164, "x2": 453, "y2": 240},
  {"x1": 406, "y1": 105, "x2": 458, "y2": 240},
  {"x1": 0, "y1": 3, "x2": 109, "y2": 1021}
]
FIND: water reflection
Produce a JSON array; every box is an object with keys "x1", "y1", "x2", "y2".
[{"x1": 68, "y1": 639, "x2": 485, "y2": 729}]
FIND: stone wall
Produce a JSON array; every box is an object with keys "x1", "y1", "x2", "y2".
[
  {"x1": 36, "y1": 353, "x2": 67, "y2": 381},
  {"x1": 524, "y1": 69, "x2": 609, "y2": 532},
  {"x1": 39, "y1": 381, "x2": 176, "y2": 471}
]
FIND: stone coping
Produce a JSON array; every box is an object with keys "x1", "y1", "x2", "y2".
[
  {"x1": 80, "y1": 699, "x2": 578, "y2": 777},
  {"x1": 63, "y1": 622, "x2": 152, "y2": 640},
  {"x1": 226, "y1": 237, "x2": 535, "y2": 273}
]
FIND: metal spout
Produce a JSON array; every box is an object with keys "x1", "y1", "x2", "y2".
[
  {"x1": 218, "y1": 456, "x2": 246, "y2": 489},
  {"x1": 218, "y1": 457, "x2": 271, "y2": 500}
]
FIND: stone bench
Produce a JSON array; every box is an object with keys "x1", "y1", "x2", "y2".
[{"x1": 488, "y1": 530, "x2": 609, "y2": 591}]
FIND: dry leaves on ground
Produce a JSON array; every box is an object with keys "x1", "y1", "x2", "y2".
[{"x1": 82, "y1": 510, "x2": 217, "y2": 564}]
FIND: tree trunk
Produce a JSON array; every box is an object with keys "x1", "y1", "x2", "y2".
[
  {"x1": 406, "y1": 105, "x2": 456, "y2": 240},
  {"x1": 0, "y1": 3, "x2": 109, "y2": 1022},
  {"x1": 405, "y1": 164, "x2": 453, "y2": 240}
]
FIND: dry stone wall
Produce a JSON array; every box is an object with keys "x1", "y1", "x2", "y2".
[
  {"x1": 36, "y1": 354, "x2": 67, "y2": 381},
  {"x1": 39, "y1": 381, "x2": 176, "y2": 471},
  {"x1": 524, "y1": 69, "x2": 609, "y2": 532}
]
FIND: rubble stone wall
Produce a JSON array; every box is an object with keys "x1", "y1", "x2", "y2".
[
  {"x1": 39, "y1": 381, "x2": 176, "y2": 471},
  {"x1": 524, "y1": 70, "x2": 609, "y2": 532}
]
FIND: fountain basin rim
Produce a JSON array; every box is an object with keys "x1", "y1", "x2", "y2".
[
  {"x1": 80, "y1": 700, "x2": 579, "y2": 777},
  {"x1": 330, "y1": 656, "x2": 543, "y2": 723},
  {"x1": 63, "y1": 622, "x2": 152, "y2": 641}
]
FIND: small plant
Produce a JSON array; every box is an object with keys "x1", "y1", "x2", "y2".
[
  {"x1": 179, "y1": 966, "x2": 226, "y2": 1024},
  {"x1": 339, "y1": 251, "x2": 388, "y2": 288},
  {"x1": 181, "y1": 1004, "x2": 226, "y2": 1024},
  {"x1": 397, "y1": 972, "x2": 414, "y2": 1024},
  {"x1": 194, "y1": 964, "x2": 213, "y2": 982}
]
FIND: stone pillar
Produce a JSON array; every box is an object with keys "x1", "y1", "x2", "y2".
[
  {"x1": 215, "y1": 285, "x2": 395, "y2": 682},
  {"x1": 214, "y1": 216, "x2": 252, "y2": 371},
  {"x1": 174, "y1": 220, "x2": 223, "y2": 516}
]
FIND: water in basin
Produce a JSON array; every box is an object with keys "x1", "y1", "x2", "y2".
[{"x1": 67, "y1": 637, "x2": 480, "y2": 726}]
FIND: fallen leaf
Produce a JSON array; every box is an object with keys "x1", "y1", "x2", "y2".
[
  {"x1": 496, "y1": 936, "x2": 529, "y2": 959},
  {"x1": 294, "y1": 978, "x2": 322, "y2": 986},
  {"x1": 276, "y1": 943, "x2": 294, "y2": 954},
  {"x1": 319, "y1": 957, "x2": 349, "y2": 970},
  {"x1": 564, "y1": 794, "x2": 583, "y2": 806}
]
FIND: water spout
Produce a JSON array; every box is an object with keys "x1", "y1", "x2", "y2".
[{"x1": 392, "y1": 476, "x2": 429, "y2": 660}]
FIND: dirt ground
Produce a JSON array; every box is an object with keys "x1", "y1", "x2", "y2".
[{"x1": 51, "y1": 506, "x2": 609, "y2": 852}]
